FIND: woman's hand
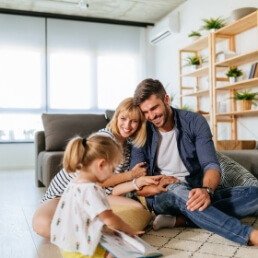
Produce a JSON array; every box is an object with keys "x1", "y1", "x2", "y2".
[{"x1": 130, "y1": 162, "x2": 147, "y2": 179}]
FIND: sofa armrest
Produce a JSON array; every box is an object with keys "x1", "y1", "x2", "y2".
[
  {"x1": 35, "y1": 131, "x2": 46, "y2": 155},
  {"x1": 35, "y1": 131, "x2": 46, "y2": 186}
]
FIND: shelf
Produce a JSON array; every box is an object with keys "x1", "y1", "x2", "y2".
[
  {"x1": 215, "y1": 50, "x2": 258, "y2": 67},
  {"x1": 216, "y1": 109, "x2": 258, "y2": 117},
  {"x1": 183, "y1": 89, "x2": 209, "y2": 97},
  {"x1": 216, "y1": 77, "x2": 258, "y2": 91},
  {"x1": 215, "y1": 10, "x2": 258, "y2": 36},
  {"x1": 181, "y1": 66, "x2": 209, "y2": 77},
  {"x1": 180, "y1": 35, "x2": 209, "y2": 51},
  {"x1": 179, "y1": 12, "x2": 257, "y2": 148}
]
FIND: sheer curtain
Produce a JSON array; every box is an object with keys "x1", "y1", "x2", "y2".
[{"x1": 0, "y1": 14, "x2": 146, "y2": 142}]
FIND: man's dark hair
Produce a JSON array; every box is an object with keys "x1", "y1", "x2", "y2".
[{"x1": 133, "y1": 78, "x2": 167, "y2": 106}]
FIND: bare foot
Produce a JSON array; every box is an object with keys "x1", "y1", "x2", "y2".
[{"x1": 249, "y1": 229, "x2": 258, "y2": 246}]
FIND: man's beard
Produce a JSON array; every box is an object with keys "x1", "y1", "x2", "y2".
[
  {"x1": 152, "y1": 103, "x2": 170, "y2": 128},
  {"x1": 161, "y1": 103, "x2": 170, "y2": 128}
]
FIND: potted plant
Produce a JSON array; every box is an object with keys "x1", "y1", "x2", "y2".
[
  {"x1": 233, "y1": 89, "x2": 258, "y2": 111},
  {"x1": 188, "y1": 31, "x2": 201, "y2": 41},
  {"x1": 181, "y1": 104, "x2": 193, "y2": 111},
  {"x1": 200, "y1": 17, "x2": 226, "y2": 32},
  {"x1": 226, "y1": 66, "x2": 243, "y2": 83},
  {"x1": 184, "y1": 55, "x2": 206, "y2": 69}
]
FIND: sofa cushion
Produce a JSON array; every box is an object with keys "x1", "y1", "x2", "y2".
[
  {"x1": 42, "y1": 113, "x2": 108, "y2": 151},
  {"x1": 217, "y1": 152, "x2": 258, "y2": 187},
  {"x1": 105, "y1": 109, "x2": 115, "y2": 122}
]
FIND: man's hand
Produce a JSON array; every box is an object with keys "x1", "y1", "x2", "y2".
[
  {"x1": 153, "y1": 175, "x2": 180, "y2": 193},
  {"x1": 186, "y1": 188, "x2": 211, "y2": 212},
  {"x1": 137, "y1": 175, "x2": 180, "y2": 196},
  {"x1": 158, "y1": 175, "x2": 180, "y2": 189}
]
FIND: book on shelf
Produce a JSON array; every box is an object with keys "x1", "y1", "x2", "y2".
[
  {"x1": 100, "y1": 227, "x2": 163, "y2": 258},
  {"x1": 254, "y1": 62, "x2": 258, "y2": 78},
  {"x1": 248, "y1": 62, "x2": 258, "y2": 79}
]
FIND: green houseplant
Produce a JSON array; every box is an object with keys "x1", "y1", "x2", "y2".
[
  {"x1": 188, "y1": 31, "x2": 201, "y2": 37},
  {"x1": 188, "y1": 31, "x2": 202, "y2": 42},
  {"x1": 184, "y1": 55, "x2": 206, "y2": 69},
  {"x1": 233, "y1": 89, "x2": 258, "y2": 110},
  {"x1": 181, "y1": 104, "x2": 193, "y2": 111},
  {"x1": 226, "y1": 66, "x2": 243, "y2": 83},
  {"x1": 200, "y1": 17, "x2": 226, "y2": 31}
]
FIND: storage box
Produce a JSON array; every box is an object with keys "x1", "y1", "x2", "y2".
[
  {"x1": 216, "y1": 140, "x2": 256, "y2": 151},
  {"x1": 216, "y1": 51, "x2": 237, "y2": 62}
]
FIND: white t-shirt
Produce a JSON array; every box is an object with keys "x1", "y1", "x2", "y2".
[
  {"x1": 50, "y1": 181, "x2": 110, "y2": 256},
  {"x1": 156, "y1": 129, "x2": 190, "y2": 182}
]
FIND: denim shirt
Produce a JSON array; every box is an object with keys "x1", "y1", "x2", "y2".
[{"x1": 130, "y1": 107, "x2": 221, "y2": 210}]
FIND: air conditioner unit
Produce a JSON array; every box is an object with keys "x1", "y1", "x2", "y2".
[{"x1": 149, "y1": 12, "x2": 179, "y2": 45}]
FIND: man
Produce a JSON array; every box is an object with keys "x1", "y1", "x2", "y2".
[{"x1": 130, "y1": 78, "x2": 258, "y2": 245}]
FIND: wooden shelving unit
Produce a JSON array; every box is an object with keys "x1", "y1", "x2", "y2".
[
  {"x1": 179, "y1": 10, "x2": 258, "y2": 148},
  {"x1": 179, "y1": 34, "x2": 212, "y2": 114},
  {"x1": 212, "y1": 10, "x2": 258, "y2": 147}
]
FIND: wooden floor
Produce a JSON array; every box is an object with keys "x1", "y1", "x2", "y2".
[{"x1": 0, "y1": 169, "x2": 62, "y2": 258}]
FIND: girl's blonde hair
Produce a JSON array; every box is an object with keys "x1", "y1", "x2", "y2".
[
  {"x1": 107, "y1": 97, "x2": 146, "y2": 148},
  {"x1": 63, "y1": 134, "x2": 123, "y2": 173}
]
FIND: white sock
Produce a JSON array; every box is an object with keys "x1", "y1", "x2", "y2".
[{"x1": 152, "y1": 215, "x2": 176, "y2": 230}]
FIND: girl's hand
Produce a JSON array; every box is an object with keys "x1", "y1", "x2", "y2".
[
  {"x1": 100, "y1": 210, "x2": 145, "y2": 237},
  {"x1": 124, "y1": 228, "x2": 145, "y2": 237},
  {"x1": 130, "y1": 162, "x2": 147, "y2": 179},
  {"x1": 136, "y1": 175, "x2": 162, "y2": 189}
]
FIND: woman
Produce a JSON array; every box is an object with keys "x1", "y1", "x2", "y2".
[{"x1": 32, "y1": 97, "x2": 159, "y2": 238}]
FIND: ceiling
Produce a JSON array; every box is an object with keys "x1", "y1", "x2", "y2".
[{"x1": 0, "y1": 0, "x2": 187, "y2": 26}]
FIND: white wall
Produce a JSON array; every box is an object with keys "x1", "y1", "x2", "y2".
[
  {"x1": 0, "y1": 143, "x2": 34, "y2": 170},
  {"x1": 150, "y1": 0, "x2": 258, "y2": 141}
]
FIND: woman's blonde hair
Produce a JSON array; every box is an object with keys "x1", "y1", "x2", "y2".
[
  {"x1": 107, "y1": 97, "x2": 146, "y2": 148},
  {"x1": 63, "y1": 134, "x2": 123, "y2": 173}
]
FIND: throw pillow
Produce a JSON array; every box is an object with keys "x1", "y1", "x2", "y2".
[
  {"x1": 217, "y1": 152, "x2": 258, "y2": 187},
  {"x1": 42, "y1": 113, "x2": 108, "y2": 151}
]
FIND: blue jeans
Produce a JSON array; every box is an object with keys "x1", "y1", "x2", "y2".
[{"x1": 152, "y1": 183, "x2": 258, "y2": 245}]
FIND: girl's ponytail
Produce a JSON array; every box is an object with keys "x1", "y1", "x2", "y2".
[{"x1": 63, "y1": 134, "x2": 122, "y2": 173}]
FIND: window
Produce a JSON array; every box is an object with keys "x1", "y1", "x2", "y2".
[
  {"x1": 0, "y1": 14, "x2": 145, "y2": 142},
  {"x1": 0, "y1": 48, "x2": 43, "y2": 109},
  {"x1": 48, "y1": 52, "x2": 92, "y2": 110},
  {"x1": 97, "y1": 55, "x2": 138, "y2": 110},
  {"x1": 0, "y1": 48, "x2": 44, "y2": 142}
]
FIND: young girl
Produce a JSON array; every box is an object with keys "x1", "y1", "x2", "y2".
[{"x1": 51, "y1": 134, "x2": 144, "y2": 258}]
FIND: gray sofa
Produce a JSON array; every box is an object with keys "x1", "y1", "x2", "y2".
[
  {"x1": 35, "y1": 111, "x2": 114, "y2": 187},
  {"x1": 35, "y1": 112, "x2": 258, "y2": 187}
]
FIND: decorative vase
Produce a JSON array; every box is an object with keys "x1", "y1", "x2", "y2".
[
  {"x1": 191, "y1": 65, "x2": 199, "y2": 70},
  {"x1": 190, "y1": 36, "x2": 200, "y2": 42},
  {"x1": 229, "y1": 77, "x2": 237, "y2": 83},
  {"x1": 209, "y1": 28, "x2": 216, "y2": 33},
  {"x1": 237, "y1": 100, "x2": 252, "y2": 111}
]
